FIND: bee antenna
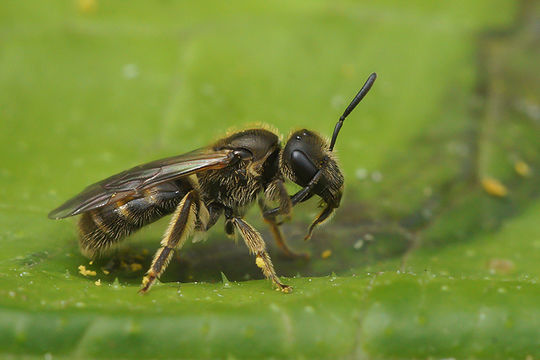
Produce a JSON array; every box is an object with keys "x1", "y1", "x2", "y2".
[{"x1": 329, "y1": 72, "x2": 377, "y2": 151}]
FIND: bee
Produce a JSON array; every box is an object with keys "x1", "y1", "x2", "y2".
[{"x1": 49, "y1": 73, "x2": 377, "y2": 293}]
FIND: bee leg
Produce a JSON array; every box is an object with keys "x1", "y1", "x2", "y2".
[
  {"x1": 139, "y1": 190, "x2": 198, "y2": 294},
  {"x1": 264, "y1": 216, "x2": 310, "y2": 260},
  {"x1": 231, "y1": 217, "x2": 292, "y2": 293},
  {"x1": 204, "y1": 203, "x2": 223, "y2": 231},
  {"x1": 259, "y1": 182, "x2": 309, "y2": 260},
  {"x1": 224, "y1": 220, "x2": 236, "y2": 239},
  {"x1": 262, "y1": 179, "x2": 292, "y2": 224}
]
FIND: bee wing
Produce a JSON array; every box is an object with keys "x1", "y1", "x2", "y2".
[{"x1": 48, "y1": 148, "x2": 235, "y2": 219}]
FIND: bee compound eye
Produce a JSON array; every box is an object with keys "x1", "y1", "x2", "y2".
[{"x1": 290, "y1": 150, "x2": 318, "y2": 186}]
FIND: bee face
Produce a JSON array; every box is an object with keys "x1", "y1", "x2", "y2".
[{"x1": 281, "y1": 129, "x2": 344, "y2": 208}]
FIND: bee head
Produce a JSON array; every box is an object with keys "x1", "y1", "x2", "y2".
[
  {"x1": 281, "y1": 129, "x2": 343, "y2": 207},
  {"x1": 280, "y1": 72, "x2": 377, "y2": 240}
]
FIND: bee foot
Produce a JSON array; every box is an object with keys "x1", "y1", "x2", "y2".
[
  {"x1": 275, "y1": 283, "x2": 292, "y2": 294},
  {"x1": 139, "y1": 273, "x2": 156, "y2": 294}
]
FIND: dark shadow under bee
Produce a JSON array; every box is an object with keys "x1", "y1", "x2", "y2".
[{"x1": 49, "y1": 73, "x2": 377, "y2": 293}]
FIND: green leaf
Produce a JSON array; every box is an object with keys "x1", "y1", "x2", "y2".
[{"x1": 1, "y1": 0, "x2": 539, "y2": 359}]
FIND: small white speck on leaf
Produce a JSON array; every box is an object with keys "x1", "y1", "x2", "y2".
[{"x1": 122, "y1": 64, "x2": 139, "y2": 79}]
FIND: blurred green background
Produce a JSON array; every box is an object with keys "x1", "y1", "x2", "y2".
[{"x1": 1, "y1": 0, "x2": 539, "y2": 359}]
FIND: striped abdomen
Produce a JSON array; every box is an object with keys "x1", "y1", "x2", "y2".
[{"x1": 78, "y1": 181, "x2": 191, "y2": 257}]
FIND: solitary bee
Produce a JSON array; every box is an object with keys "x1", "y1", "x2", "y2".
[{"x1": 49, "y1": 73, "x2": 377, "y2": 293}]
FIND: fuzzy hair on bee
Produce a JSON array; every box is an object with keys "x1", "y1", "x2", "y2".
[{"x1": 48, "y1": 73, "x2": 377, "y2": 294}]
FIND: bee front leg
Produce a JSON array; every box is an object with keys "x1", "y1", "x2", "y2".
[
  {"x1": 262, "y1": 179, "x2": 292, "y2": 223},
  {"x1": 231, "y1": 217, "x2": 292, "y2": 293},
  {"x1": 139, "y1": 190, "x2": 198, "y2": 294}
]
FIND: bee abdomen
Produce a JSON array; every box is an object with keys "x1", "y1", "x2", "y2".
[{"x1": 78, "y1": 185, "x2": 186, "y2": 258}]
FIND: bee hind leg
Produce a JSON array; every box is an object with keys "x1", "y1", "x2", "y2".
[
  {"x1": 231, "y1": 217, "x2": 292, "y2": 293},
  {"x1": 139, "y1": 190, "x2": 199, "y2": 294}
]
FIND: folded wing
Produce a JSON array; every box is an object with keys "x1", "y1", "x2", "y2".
[{"x1": 48, "y1": 148, "x2": 234, "y2": 219}]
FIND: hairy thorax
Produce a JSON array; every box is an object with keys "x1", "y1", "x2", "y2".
[{"x1": 197, "y1": 161, "x2": 263, "y2": 212}]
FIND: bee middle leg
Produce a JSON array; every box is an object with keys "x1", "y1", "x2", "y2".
[
  {"x1": 231, "y1": 217, "x2": 292, "y2": 293},
  {"x1": 139, "y1": 190, "x2": 199, "y2": 294},
  {"x1": 263, "y1": 216, "x2": 310, "y2": 260},
  {"x1": 259, "y1": 180, "x2": 309, "y2": 259}
]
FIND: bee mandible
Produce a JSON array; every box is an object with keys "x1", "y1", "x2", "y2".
[{"x1": 49, "y1": 73, "x2": 377, "y2": 293}]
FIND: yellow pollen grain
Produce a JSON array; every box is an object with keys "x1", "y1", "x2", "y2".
[
  {"x1": 94, "y1": 279, "x2": 101, "y2": 286},
  {"x1": 255, "y1": 256, "x2": 265, "y2": 269},
  {"x1": 78, "y1": 265, "x2": 97, "y2": 277},
  {"x1": 481, "y1": 177, "x2": 508, "y2": 197},
  {"x1": 515, "y1": 161, "x2": 530, "y2": 177},
  {"x1": 282, "y1": 286, "x2": 292, "y2": 294},
  {"x1": 321, "y1": 249, "x2": 332, "y2": 259}
]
